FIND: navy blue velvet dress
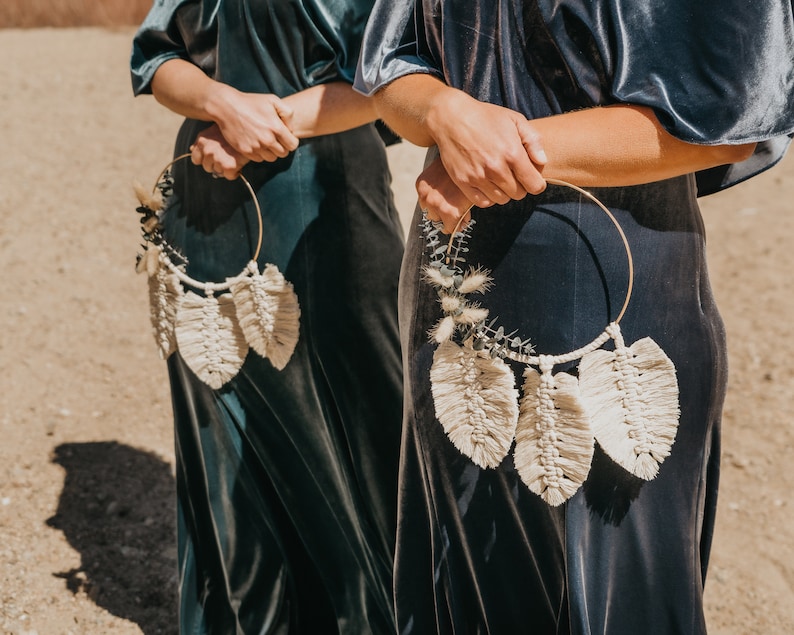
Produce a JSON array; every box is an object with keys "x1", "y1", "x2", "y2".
[
  {"x1": 356, "y1": 1, "x2": 794, "y2": 633},
  {"x1": 131, "y1": 1, "x2": 404, "y2": 632}
]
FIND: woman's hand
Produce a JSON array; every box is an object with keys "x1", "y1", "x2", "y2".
[
  {"x1": 373, "y1": 77, "x2": 547, "y2": 208},
  {"x1": 151, "y1": 59, "x2": 300, "y2": 163},
  {"x1": 416, "y1": 156, "x2": 474, "y2": 234},
  {"x1": 375, "y1": 74, "x2": 756, "y2": 195},
  {"x1": 426, "y1": 89, "x2": 548, "y2": 209},
  {"x1": 190, "y1": 124, "x2": 249, "y2": 180},
  {"x1": 208, "y1": 87, "x2": 300, "y2": 163}
]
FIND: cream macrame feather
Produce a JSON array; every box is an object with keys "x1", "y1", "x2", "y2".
[
  {"x1": 142, "y1": 246, "x2": 182, "y2": 360},
  {"x1": 175, "y1": 291, "x2": 248, "y2": 390},
  {"x1": 430, "y1": 340, "x2": 519, "y2": 468},
  {"x1": 134, "y1": 156, "x2": 302, "y2": 389},
  {"x1": 578, "y1": 324, "x2": 679, "y2": 480},
  {"x1": 515, "y1": 362, "x2": 594, "y2": 506},
  {"x1": 231, "y1": 262, "x2": 300, "y2": 370},
  {"x1": 419, "y1": 185, "x2": 682, "y2": 507}
]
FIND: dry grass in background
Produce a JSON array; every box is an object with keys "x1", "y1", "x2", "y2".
[{"x1": 0, "y1": 0, "x2": 153, "y2": 28}]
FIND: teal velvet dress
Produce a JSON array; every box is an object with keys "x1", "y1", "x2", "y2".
[{"x1": 131, "y1": 2, "x2": 404, "y2": 632}]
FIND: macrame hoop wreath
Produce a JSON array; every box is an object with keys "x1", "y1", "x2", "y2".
[
  {"x1": 134, "y1": 154, "x2": 301, "y2": 389},
  {"x1": 424, "y1": 179, "x2": 680, "y2": 506}
]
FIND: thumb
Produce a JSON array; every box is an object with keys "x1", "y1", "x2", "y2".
[
  {"x1": 517, "y1": 119, "x2": 547, "y2": 166},
  {"x1": 273, "y1": 100, "x2": 295, "y2": 128}
]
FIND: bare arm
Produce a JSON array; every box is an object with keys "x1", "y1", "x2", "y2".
[
  {"x1": 153, "y1": 59, "x2": 379, "y2": 178},
  {"x1": 283, "y1": 82, "x2": 378, "y2": 138},
  {"x1": 150, "y1": 58, "x2": 299, "y2": 163},
  {"x1": 530, "y1": 105, "x2": 755, "y2": 186},
  {"x1": 378, "y1": 75, "x2": 756, "y2": 230},
  {"x1": 374, "y1": 75, "x2": 548, "y2": 208}
]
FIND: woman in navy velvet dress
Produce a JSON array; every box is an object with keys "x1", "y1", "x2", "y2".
[{"x1": 355, "y1": 1, "x2": 794, "y2": 633}]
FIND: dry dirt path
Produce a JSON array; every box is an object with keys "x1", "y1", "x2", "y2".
[{"x1": 0, "y1": 27, "x2": 792, "y2": 635}]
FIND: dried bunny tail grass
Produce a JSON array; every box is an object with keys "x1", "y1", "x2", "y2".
[
  {"x1": 440, "y1": 294, "x2": 462, "y2": 314},
  {"x1": 136, "y1": 244, "x2": 160, "y2": 276},
  {"x1": 458, "y1": 267, "x2": 493, "y2": 294},
  {"x1": 422, "y1": 264, "x2": 455, "y2": 288},
  {"x1": 429, "y1": 315, "x2": 457, "y2": 344},
  {"x1": 454, "y1": 306, "x2": 489, "y2": 325},
  {"x1": 133, "y1": 180, "x2": 164, "y2": 211}
]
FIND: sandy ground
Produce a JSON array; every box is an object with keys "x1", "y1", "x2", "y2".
[{"x1": 0, "y1": 27, "x2": 792, "y2": 635}]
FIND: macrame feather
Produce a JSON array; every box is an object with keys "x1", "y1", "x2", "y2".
[
  {"x1": 430, "y1": 340, "x2": 519, "y2": 468},
  {"x1": 578, "y1": 326, "x2": 680, "y2": 480},
  {"x1": 230, "y1": 262, "x2": 300, "y2": 370},
  {"x1": 144, "y1": 246, "x2": 182, "y2": 359},
  {"x1": 514, "y1": 364, "x2": 594, "y2": 506},
  {"x1": 136, "y1": 244, "x2": 160, "y2": 276},
  {"x1": 175, "y1": 291, "x2": 248, "y2": 389}
]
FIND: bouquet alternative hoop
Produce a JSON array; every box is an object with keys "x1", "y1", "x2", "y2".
[
  {"x1": 423, "y1": 179, "x2": 680, "y2": 506},
  {"x1": 134, "y1": 154, "x2": 300, "y2": 389}
]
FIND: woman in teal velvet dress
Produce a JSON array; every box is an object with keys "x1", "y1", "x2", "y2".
[{"x1": 131, "y1": 1, "x2": 404, "y2": 632}]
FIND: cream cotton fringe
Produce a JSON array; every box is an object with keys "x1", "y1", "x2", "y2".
[
  {"x1": 134, "y1": 163, "x2": 300, "y2": 389},
  {"x1": 421, "y1": 184, "x2": 680, "y2": 507},
  {"x1": 139, "y1": 243, "x2": 301, "y2": 389},
  {"x1": 430, "y1": 340, "x2": 519, "y2": 469}
]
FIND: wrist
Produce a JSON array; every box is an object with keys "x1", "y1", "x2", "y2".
[
  {"x1": 203, "y1": 82, "x2": 239, "y2": 126},
  {"x1": 423, "y1": 87, "x2": 473, "y2": 145}
]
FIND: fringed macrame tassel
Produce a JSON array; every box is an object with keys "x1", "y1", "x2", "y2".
[
  {"x1": 578, "y1": 324, "x2": 679, "y2": 480},
  {"x1": 514, "y1": 360, "x2": 594, "y2": 506},
  {"x1": 136, "y1": 244, "x2": 160, "y2": 277},
  {"x1": 430, "y1": 340, "x2": 519, "y2": 468},
  {"x1": 231, "y1": 262, "x2": 300, "y2": 370},
  {"x1": 175, "y1": 291, "x2": 248, "y2": 389},
  {"x1": 143, "y1": 246, "x2": 182, "y2": 359}
]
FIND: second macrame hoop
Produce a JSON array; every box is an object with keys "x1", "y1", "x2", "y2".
[
  {"x1": 423, "y1": 179, "x2": 680, "y2": 506},
  {"x1": 134, "y1": 154, "x2": 301, "y2": 389}
]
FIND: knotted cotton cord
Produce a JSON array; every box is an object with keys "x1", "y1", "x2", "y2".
[
  {"x1": 426, "y1": 179, "x2": 680, "y2": 504},
  {"x1": 135, "y1": 154, "x2": 300, "y2": 387}
]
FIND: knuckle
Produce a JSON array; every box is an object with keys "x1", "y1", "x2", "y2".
[{"x1": 529, "y1": 179, "x2": 547, "y2": 195}]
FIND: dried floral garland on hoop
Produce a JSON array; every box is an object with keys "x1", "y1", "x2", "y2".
[
  {"x1": 423, "y1": 179, "x2": 680, "y2": 506},
  {"x1": 133, "y1": 154, "x2": 300, "y2": 389}
]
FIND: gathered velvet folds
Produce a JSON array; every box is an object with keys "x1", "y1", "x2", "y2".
[
  {"x1": 395, "y1": 177, "x2": 726, "y2": 634},
  {"x1": 355, "y1": 1, "x2": 794, "y2": 633},
  {"x1": 131, "y1": 1, "x2": 404, "y2": 633},
  {"x1": 132, "y1": 0, "x2": 379, "y2": 96}
]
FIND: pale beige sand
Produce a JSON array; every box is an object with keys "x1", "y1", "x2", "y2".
[{"x1": 0, "y1": 26, "x2": 791, "y2": 635}]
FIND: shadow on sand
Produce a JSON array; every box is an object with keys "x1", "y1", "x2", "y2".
[{"x1": 47, "y1": 441, "x2": 177, "y2": 635}]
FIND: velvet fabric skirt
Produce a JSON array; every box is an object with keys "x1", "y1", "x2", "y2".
[
  {"x1": 161, "y1": 122, "x2": 404, "y2": 634},
  {"x1": 396, "y1": 172, "x2": 727, "y2": 634}
]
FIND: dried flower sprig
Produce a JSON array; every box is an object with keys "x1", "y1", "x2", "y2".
[{"x1": 420, "y1": 213, "x2": 534, "y2": 358}]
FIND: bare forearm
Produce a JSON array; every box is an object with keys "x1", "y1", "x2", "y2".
[
  {"x1": 284, "y1": 82, "x2": 378, "y2": 138},
  {"x1": 533, "y1": 105, "x2": 756, "y2": 186},
  {"x1": 372, "y1": 74, "x2": 448, "y2": 146},
  {"x1": 150, "y1": 58, "x2": 238, "y2": 123},
  {"x1": 376, "y1": 74, "x2": 755, "y2": 188},
  {"x1": 153, "y1": 63, "x2": 377, "y2": 140}
]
